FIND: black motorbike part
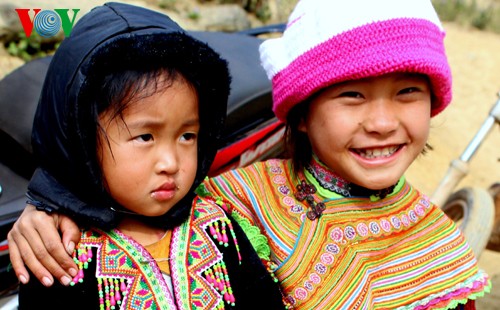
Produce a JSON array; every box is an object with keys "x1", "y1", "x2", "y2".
[
  {"x1": 0, "y1": 56, "x2": 52, "y2": 239},
  {"x1": 0, "y1": 55, "x2": 53, "y2": 297}
]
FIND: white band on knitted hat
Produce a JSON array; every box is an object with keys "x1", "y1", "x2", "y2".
[
  {"x1": 260, "y1": 0, "x2": 452, "y2": 121},
  {"x1": 261, "y1": 0, "x2": 443, "y2": 79}
]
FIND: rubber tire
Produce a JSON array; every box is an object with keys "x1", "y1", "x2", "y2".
[
  {"x1": 486, "y1": 183, "x2": 500, "y2": 252},
  {"x1": 441, "y1": 187, "x2": 495, "y2": 258}
]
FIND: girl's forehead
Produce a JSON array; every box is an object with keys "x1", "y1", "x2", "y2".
[{"x1": 342, "y1": 72, "x2": 429, "y2": 85}]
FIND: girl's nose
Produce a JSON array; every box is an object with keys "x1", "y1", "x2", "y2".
[
  {"x1": 155, "y1": 147, "x2": 179, "y2": 174},
  {"x1": 362, "y1": 99, "x2": 399, "y2": 135}
]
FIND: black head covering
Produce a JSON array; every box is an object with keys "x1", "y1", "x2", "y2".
[{"x1": 27, "y1": 2, "x2": 230, "y2": 229}]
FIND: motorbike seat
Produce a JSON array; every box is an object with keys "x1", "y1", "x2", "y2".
[
  {"x1": 0, "y1": 56, "x2": 49, "y2": 179},
  {"x1": 0, "y1": 56, "x2": 50, "y2": 238}
]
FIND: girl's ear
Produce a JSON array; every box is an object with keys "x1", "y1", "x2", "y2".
[{"x1": 297, "y1": 117, "x2": 308, "y2": 133}]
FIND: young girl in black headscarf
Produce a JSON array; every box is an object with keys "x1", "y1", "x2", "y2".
[{"x1": 16, "y1": 3, "x2": 285, "y2": 309}]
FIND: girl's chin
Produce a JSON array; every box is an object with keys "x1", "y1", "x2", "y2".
[
  {"x1": 131, "y1": 208, "x2": 172, "y2": 218},
  {"x1": 354, "y1": 176, "x2": 401, "y2": 190}
]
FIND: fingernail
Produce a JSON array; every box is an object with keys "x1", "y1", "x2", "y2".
[
  {"x1": 66, "y1": 241, "x2": 75, "y2": 255},
  {"x1": 60, "y1": 275, "x2": 71, "y2": 286},
  {"x1": 19, "y1": 275, "x2": 28, "y2": 284},
  {"x1": 69, "y1": 267, "x2": 78, "y2": 277},
  {"x1": 42, "y1": 276, "x2": 53, "y2": 287}
]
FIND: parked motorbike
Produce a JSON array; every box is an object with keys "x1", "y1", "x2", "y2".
[{"x1": 0, "y1": 25, "x2": 286, "y2": 307}]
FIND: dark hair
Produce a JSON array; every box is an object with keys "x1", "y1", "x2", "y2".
[
  {"x1": 285, "y1": 99, "x2": 312, "y2": 176},
  {"x1": 97, "y1": 68, "x2": 181, "y2": 122}
]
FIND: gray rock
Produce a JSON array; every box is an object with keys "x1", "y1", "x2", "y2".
[{"x1": 194, "y1": 4, "x2": 251, "y2": 32}]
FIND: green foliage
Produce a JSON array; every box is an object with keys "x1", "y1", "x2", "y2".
[
  {"x1": 486, "y1": 6, "x2": 500, "y2": 33},
  {"x1": 472, "y1": 8, "x2": 492, "y2": 30},
  {"x1": 432, "y1": 0, "x2": 469, "y2": 22},
  {"x1": 5, "y1": 31, "x2": 60, "y2": 62},
  {"x1": 158, "y1": 0, "x2": 178, "y2": 10},
  {"x1": 206, "y1": 0, "x2": 271, "y2": 22},
  {"x1": 187, "y1": 8, "x2": 201, "y2": 20},
  {"x1": 432, "y1": 0, "x2": 500, "y2": 33},
  {"x1": 242, "y1": 0, "x2": 271, "y2": 22}
]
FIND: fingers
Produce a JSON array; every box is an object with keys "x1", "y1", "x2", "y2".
[
  {"x1": 60, "y1": 214, "x2": 81, "y2": 256},
  {"x1": 35, "y1": 213, "x2": 78, "y2": 284},
  {"x1": 8, "y1": 217, "x2": 56, "y2": 286},
  {"x1": 59, "y1": 215, "x2": 81, "y2": 280},
  {"x1": 7, "y1": 230, "x2": 30, "y2": 284},
  {"x1": 8, "y1": 205, "x2": 77, "y2": 286}
]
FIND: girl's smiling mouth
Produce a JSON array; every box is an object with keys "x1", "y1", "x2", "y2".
[{"x1": 351, "y1": 145, "x2": 401, "y2": 159}]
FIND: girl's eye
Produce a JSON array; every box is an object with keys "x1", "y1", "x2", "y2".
[
  {"x1": 135, "y1": 134, "x2": 153, "y2": 142},
  {"x1": 339, "y1": 91, "x2": 363, "y2": 98},
  {"x1": 398, "y1": 87, "x2": 420, "y2": 95},
  {"x1": 181, "y1": 132, "x2": 197, "y2": 142}
]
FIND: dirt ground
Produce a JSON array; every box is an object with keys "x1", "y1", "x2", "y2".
[{"x1": 404, "y1": 22, "x2": 500, "y2": 308}]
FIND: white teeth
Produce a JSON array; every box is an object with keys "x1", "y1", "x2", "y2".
[{"x1": 357, "y1": 146, "x2": 398, "y2": 159}]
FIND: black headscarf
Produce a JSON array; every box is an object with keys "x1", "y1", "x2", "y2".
[{"x1": 27, "y1": 2, "x2": 230, "y2": 229}]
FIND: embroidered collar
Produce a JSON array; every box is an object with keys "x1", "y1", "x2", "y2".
[{"x1": 305, "y1": 155, "x2": 398, "y2": 200}]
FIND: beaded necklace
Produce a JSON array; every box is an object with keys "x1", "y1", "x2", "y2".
[{"x1": 295, "y1": 155, "x2": 397, "y2": 220}]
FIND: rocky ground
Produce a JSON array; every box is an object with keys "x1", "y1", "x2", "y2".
[{"x1": 1, "y1": 1, "x2": 499, "y2": 308}]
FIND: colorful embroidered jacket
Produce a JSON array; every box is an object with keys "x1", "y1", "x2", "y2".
[
  {"x1": 18, "y1": 196, "x2": 286, "y2": 310},
  {"x1": 206, "y1": 159, "x2": 491, "y2": 309}
]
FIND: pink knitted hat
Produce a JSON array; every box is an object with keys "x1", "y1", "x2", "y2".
[{"x1": 260, "y1": 0, "x2": 452, "y2": 122}]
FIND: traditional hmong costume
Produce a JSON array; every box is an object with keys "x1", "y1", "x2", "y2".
[
  {"x1": 207, "y1": 157, "x2": 491, "y2": 309},
  {"x1": 19, "y1": 196, "x2": 285, "y2": 309}
]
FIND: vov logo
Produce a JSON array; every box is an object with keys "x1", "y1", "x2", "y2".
[{"x1": 15, "y1": 9, "x2": 80, "y2": 38}]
